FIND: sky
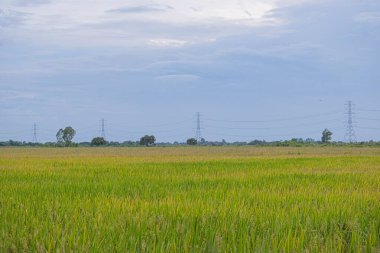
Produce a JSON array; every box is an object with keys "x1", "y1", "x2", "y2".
[{"x1": 1, "y1": 0, "x2": 380, "y2": 143}]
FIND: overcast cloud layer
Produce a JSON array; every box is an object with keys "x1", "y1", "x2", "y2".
[{"x1": 1, "y1": 0, "x2": 380, "y2": 142}]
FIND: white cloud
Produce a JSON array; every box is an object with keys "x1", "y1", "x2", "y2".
[
  {"x1": 15, "y1": 0, "x2": 280, "y2": 26},
  {"x1": 156, "y1": 74, "x2": 200, "y2": 82},
  {"x1": 147, "y1": 39, "x2": 190, "y2": 48},
  {"x1": 108, "y1": 4, "x2": 173, "y2": 14},
  {"x1": 0, "y1": 8, "x2": 27, "y2": 27},
  {"x1": 0, "y1": 0, "x2": 317, "y2": 47},
  {"x1": 0, "y1": 90, "x2": 37, "y2": 100},
  {"x1": 355, "y1": 12, "x2": 380, "y2": 24}
]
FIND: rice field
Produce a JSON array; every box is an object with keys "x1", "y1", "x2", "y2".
[{"x1": 1, "y1": 147, "x2": 380, "y2": 252}]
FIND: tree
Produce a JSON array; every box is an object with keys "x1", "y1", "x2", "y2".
[
  {"x1": 321, "y1": 129, "x2": 332, "y2": 143},
  {"x1": 57, "y1": 126, "x2": 76, "y2": 146},
  {"x1": 91, "y1": 137, "x2": 107, "y2": 146},
  {"x1": 140, "y1": 135, "x2": 156, "y2": 146},
  {"x1": 305, "y1": 138, "x2": 315, "y2": 143},
  {"x1": 186, "y1": 138, "x2": 197, "y2": 145},
  {"x1": 56, "y1": 129, "x2": 64, "y2": 145}
]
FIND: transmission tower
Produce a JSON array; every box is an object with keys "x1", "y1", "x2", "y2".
[
  {"x1": 101, "y1": 118, "x2": 106, "y2": 139},
  {"x1": 345, "y1": 101, "x2": 356, "y2": 143},
  {"x1": 32, "y1": 123, "x2": 38, "y2": 143},
  {"x1": 195, "y1": 112, "x2": 202, "y2": 142}
]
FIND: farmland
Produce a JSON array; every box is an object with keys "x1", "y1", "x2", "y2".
[{"x1": 1, "y1": 147, "x2": 380, "y2": 252}]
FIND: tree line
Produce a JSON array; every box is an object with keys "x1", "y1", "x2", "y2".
[{"x1": 1, "y1": 127, "x2": 380, "y2": 147}]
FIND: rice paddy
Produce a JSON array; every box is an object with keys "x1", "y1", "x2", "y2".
[{"x1": 1, "y1": 147, "x2": 380, "y2": 252}]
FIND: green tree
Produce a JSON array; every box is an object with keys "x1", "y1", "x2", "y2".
[
  {"x1": 140, "y1": 135, "x2": 156, "y2": 146},
  {"x1": 186, "y1": 138, "x2": 197, "y2": 145},
  {"x1": 321, "y1": 129, "x2": 332, "y2": 143},
  {"x1": 91, "y1": 137, "x2": 107, "y2": 146},
  {"x1": 57, "y1": 126, "x2": 76, "y2": 146},
  {"x1": 56, "y1": 129, "x2": 64, "y2": 145}
]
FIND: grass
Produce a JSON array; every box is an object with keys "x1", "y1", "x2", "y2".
[{"x1": 1, "y1": 147, "x2": 380, "y2": 252}]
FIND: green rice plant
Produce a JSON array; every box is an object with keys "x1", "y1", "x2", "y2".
[{"x1": 0, "y1": 147, "x2": 379, "y2": 252}]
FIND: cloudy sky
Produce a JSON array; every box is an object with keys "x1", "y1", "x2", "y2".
[{"x1": 1, "y1": 0, "x2": 379, "y2": 142}]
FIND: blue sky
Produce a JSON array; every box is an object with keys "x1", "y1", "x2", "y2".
[{"x1": 1, "y1": 0, "x2": 379, "y2": 142}]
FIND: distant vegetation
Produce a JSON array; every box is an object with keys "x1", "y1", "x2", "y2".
[
  {"x1": 139, "y1": 135, "x2": 156, "y2": 146},
  {"x1": 2, "y1": 139, "x2": 380, "y2": 147},
  {"x1": 1, "y1": 127, "x2": 380, "y2": 147},
  {"x1": 186, "y1": 138, "x2": 198, "y2": 145},
  {"x1": 91, "y1": 137, "x2": 107, "y2": 146},
  {"x1": 321, "y1": 128, "x2": 333, "y2": 143},
  {"x1": 56, "y1": 126, "x2": 76, "y2": 147}
]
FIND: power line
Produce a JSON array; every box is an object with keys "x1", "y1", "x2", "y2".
[
  {"x1": 112, "y1": 118, "x2": 193, "y2": 128},
  {"x1": 203, "y1": 111, "x2": 341, "y2": 123},
  {"x1": 106, "y1": 127, "x2": 192, "y2": 134},
  {"x1": 3, "y1": 106, "x2": 380, "y2": 142},
  {"x1": 202, "y1": 119, "x2": 342, "y2": 130},
  {"x1": 345, "y1": 101, "x2": 356, "y2": 143},
  {"x1": 202, "y1": 130, "x2": 322, "y2": 139},
  {"x1": 357, "y1": 108, "x2": 380, "y2": 112},
  {"x1": 356, "y1": 117, "x2": 380, "y2": 121},
  {"x1": 356, "y1": 126, "x2": 380, "y2": 130}
]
